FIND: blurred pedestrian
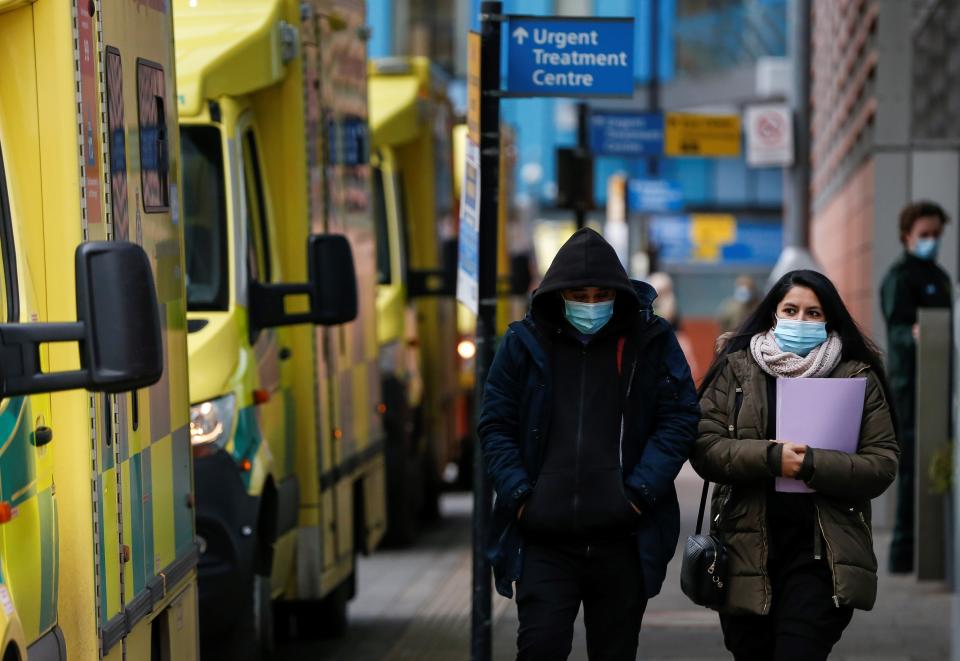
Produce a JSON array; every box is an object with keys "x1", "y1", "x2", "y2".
[
  {"x1": 880, "y1": 200, "x2": 952, "y2": 573},
  {"x1": 718, "y1": 275, "x2": 761, "y2": 333},
  {"x1": 692, "y1": 270, "x2": 899, "y2": 661},
  {"x1": 648, "y1": 271, "x2": 700, "y2": 376},
  {"x1": 479, "y1": 228, "x2": 699, "y2": 661}
]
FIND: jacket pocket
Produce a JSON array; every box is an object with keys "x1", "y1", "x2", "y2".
[
  {"x1": 519, "y1": 470, "x2": 573, "y2": 538},
  {"x1": 579, "y1": 467, "x2": 641, "y2": 536},
  {"x1": 821, "y1": 501, "x2": 878, "y2": 573}
]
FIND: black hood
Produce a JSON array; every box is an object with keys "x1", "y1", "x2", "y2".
[{"x1": 531, "y1": 228, "x2": 652, "y2": 331}]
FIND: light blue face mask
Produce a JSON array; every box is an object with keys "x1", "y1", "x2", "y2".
[
  {"x1": 912, "y1": 237, "x2": 939, "y2": 261},
  {"x1": 563, "y1": 299, "x2": 615, "y2": 335},
  {"x1": 773, "y1": 317, "x2": 828, "y2": 357}
]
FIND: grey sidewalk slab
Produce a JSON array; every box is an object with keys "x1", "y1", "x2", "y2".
[{"x1": 277, "y1": 464, "x2": 952, "y2": 660}]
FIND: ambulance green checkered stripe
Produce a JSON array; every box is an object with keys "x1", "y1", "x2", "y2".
[
  {"x1": 0, "y1": 396, "x2": 33, "y2": 505},
  {"x1": 38, "y1": 487, "x2": 56, "y2": 632},
  {"x1": 128, "y1": 452, "x2": 145, "y2": 594},
  {"x1": 171, "y1": 425, "x2": 193, "y2": 555},
  {"x1": 232, "y1": 405, "x2": 262, "y2": 491},
  {"x1": 140, "y1": 446, "x2": 155, "y2": 589},
  {"x1": 96, "y1": 472, "x2": 109, "y2": 620}
]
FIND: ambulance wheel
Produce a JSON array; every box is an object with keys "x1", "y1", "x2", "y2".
[
  {"x1": 229, "y1": 571, "x2": 274, "y2": 660},
  {"x1": 383, "y1": 388, "x2": 422, "y2": 547},
  {"x1": 456, "y1": 434, "x2": 475, "y2": 491},
  {"x1": 294, "y1": 573, "x2": 353, "y2": 639},
  {"x1": 252, "y1": 573, "x2": 275, "y2": 658},
  {"x1": 421, "y1": 450, "x2": 441, "y2": 523}
]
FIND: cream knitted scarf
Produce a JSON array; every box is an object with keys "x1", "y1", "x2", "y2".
[{"x1": 749, "y1": 329, "x2": 843, "y2": 378}]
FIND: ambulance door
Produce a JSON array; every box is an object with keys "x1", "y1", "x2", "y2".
[
  {"x1": 238, "y1": 118, "x2": 292, "y2": 549},
  {"x1": 0, "y1": 13, "x2": 59, "y2": 650},
  {"x1": 96, "y1": 15, "x2": 194, "y2": 656}
]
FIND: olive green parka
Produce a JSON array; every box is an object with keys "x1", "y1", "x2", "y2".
[{"x1": 691, "y1": 349, "x2": 899, "y2": 615}]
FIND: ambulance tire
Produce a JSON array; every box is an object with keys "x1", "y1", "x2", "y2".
[
  {"x1": 383, "y1": 379, "x2": 420, "y2": 547},
  {"x1": 421, "y1": 449, "x2": 441, "y2": 522},
  {"x1": 456, "y1": 433, "x2": 474, "y2": 490},
  {"x1": 252, "y1": 573, "x2": 275, "y2": 658},
  {"x1": 232, "y1": 571, "x2": 275, "y2": 660},
  {"x1": 294, "y1": 573, "x2": 353, "y2": 639}
]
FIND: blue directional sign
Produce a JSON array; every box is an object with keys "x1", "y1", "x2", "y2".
[
  {"x1": 629, "y1": 178, "x2": 683, "y2": 213},
  {"x1": 590, "y1": 111, "x2": 663, "y2": 156},
  {"x1": 505, "y1": 16, "x2": 635, "y2": 97}
]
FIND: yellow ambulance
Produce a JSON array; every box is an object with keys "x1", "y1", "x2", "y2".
[
  {"x1": 0, "y1": 0, "x2": 199, "y2": 659},
  {"x1": 173, "y1": 0, "x2": 386, "y2": 653},
  {"x1": 369, "y1": 57, "x2": 466, "y2": 543}
]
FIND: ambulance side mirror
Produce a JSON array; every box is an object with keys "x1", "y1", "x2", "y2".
[
  {"x1": 0, "y1": 241, "x2": 164, "y2": 398},
  {"x1": 248, "y1": 233, "x2": 358, "y2": 331},
  {"x1": 307, "y1": 234, "x2": 358, "y2": 325}
]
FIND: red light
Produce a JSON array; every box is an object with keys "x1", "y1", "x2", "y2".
[
  {"x1": 253, "y1": 389, "x2": 270, "y2": 405},
  {"x1": 377, "y1": 403, "x2": 387, "y2": 415},
  {"x1": 240, "y1": 459, "x2": 252, "y2": 472},
  {"x1": 0, "y1": 502, "x2": 10, "y2": 524}
]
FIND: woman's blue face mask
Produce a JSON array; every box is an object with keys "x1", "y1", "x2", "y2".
[
  {"x1": 773, "y1": 317, "x2": 828, "y2": 356},
  {"x1": 563, "y1": 299, "x2": 615, "y2": 334}
]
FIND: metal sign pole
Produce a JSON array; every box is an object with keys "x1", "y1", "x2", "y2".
[{"x1": 472, "y1": 3, "x2": 501, "y2": 660}]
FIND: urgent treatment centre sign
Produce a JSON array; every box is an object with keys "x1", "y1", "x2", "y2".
[{"x1": 505, "y1": 16, "x2": 635, "y2": 97}]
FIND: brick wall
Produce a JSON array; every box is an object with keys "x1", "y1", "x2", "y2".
[
  {"x1": 809, "y1": 0, "x2": 879, "y2": 333},
  {"x1": 810, "y1": 159, "x2": 875, "y2": 333}
]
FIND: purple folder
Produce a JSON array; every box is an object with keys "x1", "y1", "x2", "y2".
[{"x1": 774, "y1": 377, "x2": 867, "y2": 493}]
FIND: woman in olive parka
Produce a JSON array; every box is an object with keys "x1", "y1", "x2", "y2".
[{"x1": 691, "y1": 270, "x2": 898, "y2": 661}]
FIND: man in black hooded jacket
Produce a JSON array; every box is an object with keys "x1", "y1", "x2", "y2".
[{"x1": 480, "y1": 228, "x2": 699, "y2": 660}]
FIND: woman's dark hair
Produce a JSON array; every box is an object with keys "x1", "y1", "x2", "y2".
[{"x1": 700, "y1": 270, "x2": 897, "y2": 423}]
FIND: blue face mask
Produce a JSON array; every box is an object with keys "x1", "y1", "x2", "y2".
[
  {"x1": 912, "y1": 237, "x2": 939, "y2": 261},
  {"x1": 773, "y1": 318, "x2": 828, "y2": 357},
  {"x1": 563, "y1": 299, "x2": 614, "y2": 335}
]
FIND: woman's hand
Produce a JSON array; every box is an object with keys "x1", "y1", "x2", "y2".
[{"x1": 779, "y1": 441, "x2": 808, "y2": 478}]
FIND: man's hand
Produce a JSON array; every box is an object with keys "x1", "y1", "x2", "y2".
[
  {"x1": 516, "y1": 503, "x2": 525, "y2": 521},
  {"x1": 779, "y1": 441, "x2": 808, "y2": 478}
]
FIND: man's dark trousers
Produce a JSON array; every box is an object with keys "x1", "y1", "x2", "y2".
[{"x1": 516, "y1": 538, "x2": 646, "y2": 661}]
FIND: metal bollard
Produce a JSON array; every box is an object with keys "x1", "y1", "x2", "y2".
[{"x1": 916, "y1": 308, "x2": 952, "y2": 581}]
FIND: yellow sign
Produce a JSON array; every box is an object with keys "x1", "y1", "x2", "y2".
[
  {"x1": 690, "y1": 214, "x2": 736, "y2": 262},
  {"x1": 468, "y1": 31, "x2": 481, "y2": 142},
  {"x1": 665, "y1": 113, "x2": 741, "y2": 157}
]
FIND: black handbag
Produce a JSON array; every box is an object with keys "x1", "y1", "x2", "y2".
[{"x1": 680, "y1": 480, "x2": 729, "y2": 608}]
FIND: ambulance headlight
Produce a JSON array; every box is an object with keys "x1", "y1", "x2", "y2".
[
  {"x1": 190, "y1": 394, "x2": 235, "y2": 448},
  {"x1": 457, "y1": 338, "x2": 477, "y2": 360}
]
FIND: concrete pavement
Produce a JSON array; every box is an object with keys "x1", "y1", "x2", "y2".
[{"x1": 277, "y1": 463, "x2": 952, "y2": 659}]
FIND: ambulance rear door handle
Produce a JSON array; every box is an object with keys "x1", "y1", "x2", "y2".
[{"x1": 34, "y1": 426, "x2": 53, "y2": 447}]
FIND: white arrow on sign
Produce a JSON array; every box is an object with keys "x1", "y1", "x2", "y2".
[{"x1": 512, "y1": 27, "x2": 529, "y2": 45}]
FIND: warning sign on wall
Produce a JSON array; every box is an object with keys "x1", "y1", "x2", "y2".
[{"x1": 745, "y1": 104, "x2": 793, "y2": 167}]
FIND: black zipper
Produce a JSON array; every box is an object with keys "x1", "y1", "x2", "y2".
[
  {"x1": 713, "y1": 386, "x2": 743, "y2": 527},
  {"x1": 574, "y1": 345, "x2": 587, "y2": 531}
]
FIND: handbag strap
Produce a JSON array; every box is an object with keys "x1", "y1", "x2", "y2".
[{"x1": 695, "y1": 479, "x2": 710, "y2": 535}]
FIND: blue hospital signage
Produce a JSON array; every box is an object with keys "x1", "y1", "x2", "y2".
[
  {"x1": 505, "y1": 16, "x2": 635, "y2": 97},
  {"x1": 590, "y1": 111, "x2": 663, "y2": 156}
]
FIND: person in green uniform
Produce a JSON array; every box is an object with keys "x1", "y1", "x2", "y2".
[{"x1": 880, "y1": 200, "x2": 953, "y2": 573}]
